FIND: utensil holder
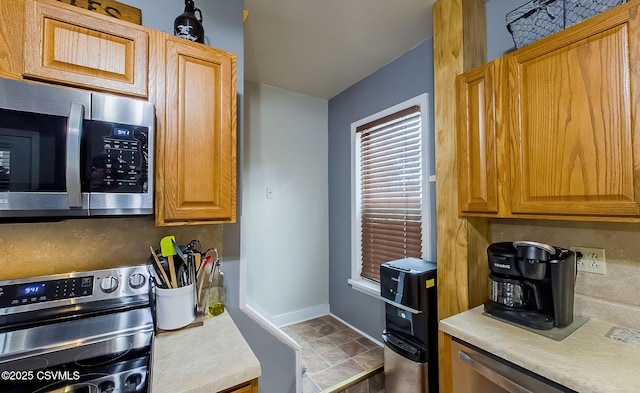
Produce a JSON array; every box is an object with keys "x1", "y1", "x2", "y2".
[{"x1": 155, "y1": 283, "x2": 196, "y2": 330}]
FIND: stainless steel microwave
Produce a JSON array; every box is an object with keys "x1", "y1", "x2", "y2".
[{"x1": 0, "y1": 77, "x2": 154, "y2": 218}]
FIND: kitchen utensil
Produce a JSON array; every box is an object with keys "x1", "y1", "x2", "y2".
[
  {"x1": 149, "y1": 246, "x2": 172, "y2": 289},
  {"x1": 173, "y1": 239, "x2": 187, "y2": 261},
  {"x1": 195, "y1": 258, "x2": 212, "y2": 314},
  {"x1": 176, "y1": 264, "x2": 186, "y2": 287},
  {"x1": 195, "y1": 253, "x2": 215, "y2": 313},
  {"x1": 160, "y1": 236, "x2": 178, "y2": 289},
  {"x1": 194, "y1": 252, "x2": 202, "y2": 272}
]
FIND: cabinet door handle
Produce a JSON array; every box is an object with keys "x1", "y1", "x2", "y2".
[
  {"x1": 66, "y1": 103, "x2": 84, "y2": 208},
  {"x1": 459, "y1": 350, "x2": 534, "y2": 393}
]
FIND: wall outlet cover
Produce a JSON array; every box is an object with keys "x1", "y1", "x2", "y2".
[{"x1": 570, "y1": 246, "x2": 606, "y2": 274}]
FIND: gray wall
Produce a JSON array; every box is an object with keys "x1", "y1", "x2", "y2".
[
  {"x1": 323, "y1": 0, "x2": 532, "y2": 351},
  {"x1": 121, "y1": 2, "x2": 296, "y2": 392},
  {"x1": 487, "y1": 0, "x2": 534, "y2": 60},
  {"x1": 327, "y1": 39, "x2": 435, "y2": 339}
]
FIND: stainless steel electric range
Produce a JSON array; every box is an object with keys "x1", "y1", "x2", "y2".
[{"x1": 0, "y1": 265, "x2": 154, "y2": 393}]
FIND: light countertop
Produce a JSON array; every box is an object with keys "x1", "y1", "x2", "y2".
[
  {"x1": 440, "y1": 306, "x2": 640, "y2": 393},
  {"x1": 152, "y1": 311, "x2": 261, "y2": 392}
]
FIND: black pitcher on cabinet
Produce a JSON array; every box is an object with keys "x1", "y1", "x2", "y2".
[{"x1": 174, "y1": 0, "x2": 204, "y2": 43}]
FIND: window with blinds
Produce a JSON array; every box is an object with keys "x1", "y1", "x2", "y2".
[{"x1": 356, "y1": 105, "x2": 423, "y2": 282}]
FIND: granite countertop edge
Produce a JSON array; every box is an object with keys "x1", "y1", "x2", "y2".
[
  {"x1": 439, "y1": 305, "x2": 640, "y2": 393},
  {"x1": 151, "y1": 311, "x2": 261, "y2": 393}
]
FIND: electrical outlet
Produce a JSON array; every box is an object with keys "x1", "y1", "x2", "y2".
[{"x1": 570, "y1": 246, "x2": 606, "y2": 274}]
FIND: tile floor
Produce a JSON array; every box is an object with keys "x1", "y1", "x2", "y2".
[{"x1": 282, "y1": 315, "x2": 385, "y2": 393}]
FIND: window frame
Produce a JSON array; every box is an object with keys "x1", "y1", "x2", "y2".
[{"x1": 348, "y1": 93, "x2": 433, "y2": 297}]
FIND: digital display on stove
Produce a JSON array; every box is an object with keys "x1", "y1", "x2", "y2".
[
  {"x1": 0, "y1": 277, "x2": 95, "y2": 308},
  {"x1": 16, "y1": 283, "x2": 45, "y2": 297}
]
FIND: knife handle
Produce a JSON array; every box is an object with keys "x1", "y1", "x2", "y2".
[
  {"x1": 168, "y1": 255, "x2": 178, "y2": 288},
  {"x1": 150, "y1": 246, "x2": 172, "y2": 289}
]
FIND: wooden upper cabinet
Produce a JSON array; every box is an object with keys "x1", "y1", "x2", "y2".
[
  {"x1": 457, "y1": 61, "x2": 500, "y2": 215},
  {"x1": 508, "y1": 2, "x2": 640, "y2": 218},
  {"x1": 0, "y1": 0, "x2": 25, "y2": 78},
  {"x1": 456, "y1": 1, "x2": 640, "y2": 221},
  {"x1": 23, "y1": 0, "x2": 148, "y2": 97},
  {"x1": 154, "y1": 34, "x2": 237, "y2": 226}
]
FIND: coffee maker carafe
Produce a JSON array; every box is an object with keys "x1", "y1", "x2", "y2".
[{"x1": 484, "y1": 241, "x2": 576, "y2": 330}]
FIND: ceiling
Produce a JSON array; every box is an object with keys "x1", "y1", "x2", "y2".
[{"x1": 243, "y1": 0, "x2": 437, "y2": 100}]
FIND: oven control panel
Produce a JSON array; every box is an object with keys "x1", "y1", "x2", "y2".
[
  {"x1": 0, "y1": 265, "x2": 149, "y2": 313},
  {"x1": 0, "y1": 276, "x2": 94, "y2": 308}
]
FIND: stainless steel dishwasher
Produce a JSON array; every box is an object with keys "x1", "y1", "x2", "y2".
[{"x1": 451, "y1": 338, "x2": 577, "y2": 393}]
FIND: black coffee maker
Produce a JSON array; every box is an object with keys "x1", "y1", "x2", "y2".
[{"x1": 484, "y1": 241, "x2": 576, "y2": 330}]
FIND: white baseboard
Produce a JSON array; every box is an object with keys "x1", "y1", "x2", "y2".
[{"x1": 272, "y1": 303, "x2": 331, "y2": 328}]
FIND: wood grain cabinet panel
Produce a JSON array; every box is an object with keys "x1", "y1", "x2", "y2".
[
  {"x1": 508, "y1": 3, "x2": 640, "y2": 217},
  {"x1": 456, "y1": 61, "x2": 499, "y2": 214},
  {"x1": 153, "y1": 34, "x2": 237, "y2": 226},
  {"x1": 218, "y1": 378, "x2": 258, "y2": 393},
  {"x1": 456, "y1": 1, "x2": 640, "y2": 221},
  {"x1": 23, "y1": 0, "x2": 148, "y2": 97},
  {"x1": 0, "y1": 0, "x2": 25, "y2": 78}
]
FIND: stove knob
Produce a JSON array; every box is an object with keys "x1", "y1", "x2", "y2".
[
  {"x1": 100, "y1": 276, "x2": 119, "y2": 293},
  {"x1": 98, "y1": 380, "x2": 116, "y2": 393},
  {"x1": 128, "y1": 273, "x2": 146, "y2": 289},
  {"x1": 124, "y1": 373, "x2": 143, "y2": 392}
]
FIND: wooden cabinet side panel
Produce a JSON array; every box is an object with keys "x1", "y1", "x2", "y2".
[
  {"x1": 218, "y1": 378, "x2": 258, "y2": 393},
  {"x1": 162, "y1": 37, "x2": 236, "y2": 224},
  {"x1": 509, "y1": 6, "x2": 640, "y2": 217},
  {"x1": 150, "y1": 30, "x2": 168, "y2": 227},
  {"x1": 457, "y1": 63, "x2": 498, "y2": 214},
  {"x1": 23, "y1": 0, "x2": 148, "y2": 97},
  {"x1": 0, "y1": 0, "x2": 25, "y2": 78}
]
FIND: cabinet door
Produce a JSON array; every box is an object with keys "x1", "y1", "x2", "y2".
[
  {"x1": 0, "y1": 0, "x2": 25, "y2": 78},
  {"x1": 156, "y1": 35, "x2": 237, "y2": 225},
  {"x1": 508, "y1": 4, "x2": 640, "y2": 217},
  {"x1": 23, "y1": 0, "x2": 148, "y2": 97},
  {"x1": 457, "y1": 62, "x2": 499, "y2": 214}
]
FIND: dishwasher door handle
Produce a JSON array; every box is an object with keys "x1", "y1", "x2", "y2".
[{"x1": 458, "y1": 350, "x2": 535, "y2": 393}]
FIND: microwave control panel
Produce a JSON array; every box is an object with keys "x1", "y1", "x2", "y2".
[{"x1": 85, "y1": 122, "x2": 149, "y2": 193}]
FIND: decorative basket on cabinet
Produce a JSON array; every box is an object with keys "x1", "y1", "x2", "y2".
[{"x1": 506, "y1": 0, "x2": 627, "y2": 48}]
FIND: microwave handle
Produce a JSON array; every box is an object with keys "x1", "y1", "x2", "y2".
[{"x1": 66, "y1": 103, "x2": 84, "y2": 208}]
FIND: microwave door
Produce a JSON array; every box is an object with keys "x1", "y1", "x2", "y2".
[
  {"x1": 0, "y1": 104, "x2": 89, "y2": 217},
  {"x1": 0, "y1": 78, "x2": 91, "y2": 217}
]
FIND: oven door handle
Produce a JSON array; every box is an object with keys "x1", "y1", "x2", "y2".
[
  {"x1": 459, "y1": 350, "x2": 535, "y2": 393},
  {"x1": 66, "y1": 103, "x2": 84, "y2": 208}
]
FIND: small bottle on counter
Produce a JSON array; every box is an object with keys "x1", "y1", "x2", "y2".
[{"x1": 207, "y1": 259, "x2": 225, "y2": 317}]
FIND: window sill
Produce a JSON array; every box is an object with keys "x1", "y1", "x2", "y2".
[{"x1": 348, "y1": 278, "x2": 381, "y2": 298}]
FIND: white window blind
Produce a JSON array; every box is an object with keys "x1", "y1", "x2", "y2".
[{"x1": 356, "y1": 105, "x2": 423, "y2": 282}]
